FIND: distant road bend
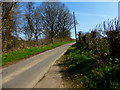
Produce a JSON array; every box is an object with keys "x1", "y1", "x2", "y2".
[{"x1": 2, "y1": 43, "x2": 74, "y2": 88}]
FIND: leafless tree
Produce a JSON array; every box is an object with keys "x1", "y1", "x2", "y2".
[
  {"x1": 32, "y1": 7, "x2": 43, "y2": 41},
  {"x1": 39, "y1": 2, "x2": 73, "y2": 40},
  {"x1": 23, "y1": 2, "x2": 43, "y2": 42},
  {"x1": 2, "y1": 2, "x2": 19, "y2": 52},
  {"x1": 23, "y1": 2, "x2": 34, "y2": 41}
]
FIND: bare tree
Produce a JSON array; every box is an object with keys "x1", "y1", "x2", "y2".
[
  {"x1": 2, "y1": 2, "x2": 19, "y2": 52},
  {"x1": 23, "y1": 2, "x2": 34, "y2": 41},
  {"x1": 23, "y1": 2, "x2": 43, "y2": 42},
  {"x1": 39, "y1": 2, "x2": 73, "y2": 40},
  {"x1": 32, "y1": 7, "x2": 43, "y2": 41}
]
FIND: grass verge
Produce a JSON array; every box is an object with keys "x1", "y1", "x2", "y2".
[
  {"x1": 63, "y1": 42, "x2": 120, "y2": 89},
  {"x1": 2, "y1": 41, "x2": 74, "y2": 66}
]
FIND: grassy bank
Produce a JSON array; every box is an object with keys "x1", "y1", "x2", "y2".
[
  {"x1": 2, "y1": 41, "x2": 74, "y2": 66},
  {"x1": 63, "y1": 42, "x2": 120, "y2": 89}
]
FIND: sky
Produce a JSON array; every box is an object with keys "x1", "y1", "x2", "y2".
[
  {"x1": 20, "y1": 2, "x2": 118, "y2": 39},
  {"x1": 63, "y1": 2, "x2": 118, "y2": 39}
]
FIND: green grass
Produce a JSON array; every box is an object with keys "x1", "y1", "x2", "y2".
[
  {"x1": 63, "y1": 42, "x2": 120, "y2": 89},
  {"x1": 2, "y1": 41, "x2": 74, "y2": 66}
]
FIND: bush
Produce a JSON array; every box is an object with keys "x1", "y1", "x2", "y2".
[{"x1": 64, "y1": 42, "x2": 120, "y2": 89}]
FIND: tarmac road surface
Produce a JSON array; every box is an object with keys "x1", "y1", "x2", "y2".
[{"x1": 2, "y1": 43, "x2": 74, "y2": 88}]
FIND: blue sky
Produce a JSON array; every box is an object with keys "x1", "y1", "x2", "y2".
[
  {"x1": 63, "y1": 2, "x2": 118, "y2": 38},
  {"x1": 22, "y1": 2, "x2": 118, "y2": 39}
]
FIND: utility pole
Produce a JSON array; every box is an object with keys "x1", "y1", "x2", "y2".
[
  {"x1": 73, "y1": 12, "x2": 77, "y2": 42},
  {"x1": 118, "y1": 1, "x2": 120, "y2": 26}
]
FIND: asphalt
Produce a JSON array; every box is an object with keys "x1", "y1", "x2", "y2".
[{"x1": 2, "y1": 43, "x2": 74, "y2": 88}]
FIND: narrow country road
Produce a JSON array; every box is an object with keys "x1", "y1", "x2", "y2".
[{"x1": 2, "y1": 43, "x2": 74, "y2": 88}]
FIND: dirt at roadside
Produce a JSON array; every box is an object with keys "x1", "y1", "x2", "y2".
[{"x1": 33, "y1": 56, "x2": 77, "y2": 88}]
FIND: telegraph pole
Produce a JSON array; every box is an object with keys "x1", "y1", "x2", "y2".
[
  {"x1": 118, "y1": 1, "x2": 120, "y2": 25},
  {"x1": 73, "y1": 12, "x2": 77, "y2": 42}
]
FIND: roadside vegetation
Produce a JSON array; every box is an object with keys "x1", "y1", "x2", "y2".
[
  {"x1": 2, "y1": 2, "x2": 120, "y2": 89},
  {"x1": 2, "y1": 2, "x2": 74, "y2": 53},
  {"x1": 2, "y1": 41, "x2": 74, "y2": 66},
  {"x1": 1, "y1": 2, "x2": 74, "y2": 66},
  {"x1": 63, "y1": 19, "x2": 120, "y2": 89}
]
